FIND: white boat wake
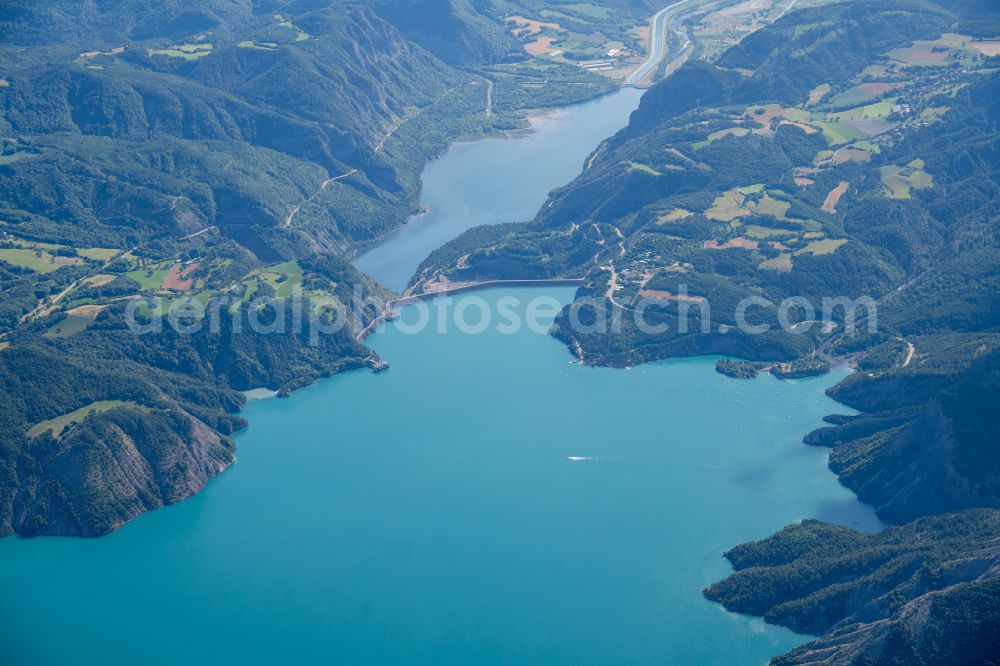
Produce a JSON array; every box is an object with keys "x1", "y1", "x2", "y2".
[{"x1": 566, "y1": 455, "x2": 729, "y2": 471}]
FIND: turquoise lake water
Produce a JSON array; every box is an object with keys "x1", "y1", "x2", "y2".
[
  {"x1": 355, "y1": 89, "x2": 643, "y2": 292},
  {"x1": 0, "y1": 88, "x2": 881, "y2": 664},
  {"x1": 0, "y1": 289, "x2": 880, "y2": 665}
]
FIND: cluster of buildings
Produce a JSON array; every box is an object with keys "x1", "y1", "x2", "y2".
[
  {"x1": 576, "y1": 48, "x2": 637, "y2": 73},
  {"x1": 890, "y1": 103, "x2": 912, "y2": 118}
]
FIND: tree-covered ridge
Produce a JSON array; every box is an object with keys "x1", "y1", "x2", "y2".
[
  {"x1": 370, "y1": 0, "x2": 525, "y2": 65},
  {"x1": 705, "y1": 510, "x2": 1000, "y2": 665},
  {"x1": 417, "y1": 0, "x2": 998, "y2": 350},
  {"x1": 0, "y1": 242, "x2": 388, "y2": 535},
  {"x1": 773, "y1": 576, "x2": 1000, "y2": 665},
  {"x1": 0, "y1": 0, "x2": 618, "y2": 257},
  {"x1": 813, "y1": 339, "x2": 1000, "y2": 523},
  {"x1": 0, "y1": 0, "x2": 629, "y2": 537},
  {"x1": 0, "y1": 2, "x2": 476, "y2": 256}
]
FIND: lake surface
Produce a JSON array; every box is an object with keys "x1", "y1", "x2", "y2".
[
  {"x1": 355, "y1": 89, "x2": 643, "y2": 292},
  {"x1": 0, "y1": 289, "x2": 880, "y2": 665},
  {"x1": 0, "y1": 87, "x2": 881, "y2": 664}
]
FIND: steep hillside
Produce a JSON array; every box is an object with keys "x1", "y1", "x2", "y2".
[
  {"x1": 371, "y1": 0, "x2": 522, "y2": 65},
  {"x1": 706, "y1": 511, "x2": 1000, "y2": 665},
  {"x1": 415, "y1": 0, "x2": 990, "y2": 361},
  {"x1": 0, "y1": 0, "x2": 618, "y2": 536},
  {"x1": 0, "y1": 250, "x2": 388, "y2": 536},
  {"x1": 0, "y1": 2, "x2": 478, "y2": 256}
]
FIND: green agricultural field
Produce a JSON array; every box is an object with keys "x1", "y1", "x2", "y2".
[
  {"x1": 45, "y1": 314, "x2": 94, "y2": 338},
  {"x1": 826, "y1": 85, "x2": 884, "y2": 108},
  {"x1": 22, "y1": 240, "x2": 65, "y2": 251},
  {"x1": 0, "y1": 248, "x2": 58, "y2": 273},
  {"x1": 657, "y1": 209, "x2": 693, "y2": 224},
  {"x1": 860, "y1": 63, "x2": 890, "y2": 78},
  {"x1": 262, "y1": 260, "x2": 304, "y2": 298},
  {"x1": 881, "y1": 169, "x2": 911, "y2": 198},
  {"x1": 27, "y1": 400, "x2": 148, "y2": 438},
  {"x1": 228, "y1": 279, "x2": 261, "y2": 313},
  {"x1": 562, "y1": 3, "x2": 611, "y2": 19},
  {"x1": 880, "y1": 160, "x2": 934, "y2": 199},
  {"x1": 695, "y1": 127, "x2": 750, "y2": 149},
  {"x1": 905, "y1": 159, "x2": 933, "y2": 185},
  {"x1": 238, "y1": 41, "x2": 279, "y2": 50},
  {"x1": 753, "y1": 194, "x2": 790, "y2": 219},
  {"x1": 277, "y1": 20, "x2": 310, "y2": 41},
  {"x1": 852, "y1": 140, "x2": 881, "y2": 153},
  {"x1": 242, "y1": 278, "x2": 260, "y2": 303},
  {"x1": 149, "y1": 43, "x2": 213, "y2": 60},
  {"x1": 910, "y1": 171, "x2": 933, "y2": 189},
  {"x1": 758, "y1": 253, "x2": 793, "y2": 271},
  {"x1": 61, "y1": 297, "x2": 96, "y2": 310},
  {"x1": 82, "y1": 274, "x2": 116, "y2": 288},
  {"x1": 706, "y1": 185, "x2": 801, "y2": 223},
  {"x1": 626, "y1": 161, "x2": 662, "y2": 176},
  {"x1": 887, "y1": 35, "x2": 964, "y2": 67},
  {"x1": 76, "y1": 247, "x2": 120, "y2": 262},
  {"x1": 705, "y1": 188, "x2": 748, "y2": 222},
  {"x1": 920, "y1": 106, "x2": 950, "y2": 122},
  {"x1": 781, "y1": 108, "x2": 814, "y2": 124},
  {"x1": 834, "y1": 79, "x2": 906, "y2": 107},
  {"x1": 856, "y1": 99, "x2": 896, "y2": 118},
  {"x1": 807, "y1": 83, "x2": 831, "y2": 106},
  {"x1": 303, "y1": 290, "x2": 339, "y2": 312},
  {"x1": 890, "y1": 32, "x2": 982, "y2": 66},
  {"x1": 0, "y1": 248, "x2": 82, "y2": 273},
  {"x1": 817, "y1": 120, "x2": 868, "y2": 145},
  {"x1": 552, "y1": 37, "x2": 604, "y2": 59},
  {"x1": 795, "y1": 238, "x2": 847, "y2": 255},
  {"x1": 125, "y1": 262, "x2": 173, "y2": 290},
  {"x1": 743, "y1": 225, "x2": 796, "y2": 239}
]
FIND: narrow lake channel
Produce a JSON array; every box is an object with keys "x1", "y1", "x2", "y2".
[{"x1": 355, "y1": 89, "x2": 642, "y2": 292}]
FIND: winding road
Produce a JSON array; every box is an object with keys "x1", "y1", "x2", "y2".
[{"x1": 283, "y1": 169, "x2": 357, "y2": 228}]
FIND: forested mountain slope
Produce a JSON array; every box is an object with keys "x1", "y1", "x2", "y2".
[
  {"x1": 369, "y1": 0, "x2": 664, "y2": 67},
  {"x1": 370, "y1": 0, "x2": 523, "y2": 65},
  {"x1": 0, "y1": 0, "x2": 617, "y2": 536},
  {"x1": 0, "y1": 1, "x2": 471, "y2": 254},
  {"x1": 707, "y1": 511, "x2": 1000, "y2": 665}
]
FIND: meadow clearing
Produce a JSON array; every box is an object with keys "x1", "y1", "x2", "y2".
[{"x1": 27, "y1": 400, "x2": 149, "y2": 439}]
